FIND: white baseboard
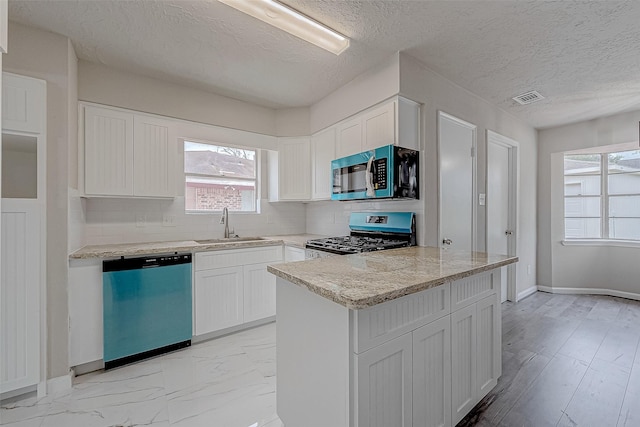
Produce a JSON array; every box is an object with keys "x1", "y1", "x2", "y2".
[
  {"x1": 45, "y1": 371, "x2": 73, "y2": 395},
  {"x1": 537, "y1": 286, "x2": 640, "y2": 301},
  {"x1": 517, "y1": 285, "x2": 538, "y2": 301}
]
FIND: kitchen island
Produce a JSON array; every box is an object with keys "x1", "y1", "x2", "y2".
[{"x1": 267, "y1": 246, "x2": 518, "y2": 427}]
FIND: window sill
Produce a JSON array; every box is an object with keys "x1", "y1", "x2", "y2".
[{"x1": 561, "y1": 239, "x2": 640, "y2": 249}]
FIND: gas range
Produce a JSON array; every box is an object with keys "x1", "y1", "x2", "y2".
[{"x1": 305, "y1": 212, "x2": 416, "y2": 257}]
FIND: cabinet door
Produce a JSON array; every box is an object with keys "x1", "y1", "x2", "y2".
[
  {"x1": 133, "y1": 115, "x2": 176, "y2": 197},
  {"x1": 243, "y1": 262, "x2": 276, "y2": 323},
  {"x1": 278, "y1": 137, "x2": 311, "y2": 200},
  {"x1": 194, "y1": 266, "x2": 243, "y2": 335},
  {"x1": 1, "y1": 201, "x2": 40, "y2": 393},
  {"x1": 336, "y1": 117, "x2": 362, "y2": 158},
  {"x1": 355, "y1": 333, "x2": 413, "y2": 427},
  {"x1": 451, "y1": 304, "x2": 477, "y2": 426},
  {"x1": 284, "y1": 246, "x2": 306, "y2": 262},
  {"x1": 413, "y1": 316, "x2": 452, "y2": 427},
  {"x1": 68, "y1": 260, "x2": 103, "y2": 367},
  {"x1": 310, "y1": 127, "x2": 336, "y2": 200},
  {"x1": 2, "y1": 73, "x2": 45, "y2": 133},
  {"x1": 476, "y1": 293, "x2": 500, "y2": 399},
  {"x1": 362, "y1": 101, "x2": 395, "y2": 151},
  {"x1": 84, "y1": 106, "x2": 134, "y2": 196}
]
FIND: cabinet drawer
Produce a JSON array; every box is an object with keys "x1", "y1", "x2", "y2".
[
  {"x1": 352, "y1": 283, "x2": 450, "y2": 354},
  {"x1": 450, "y1": 270, "x2": 498, "y2": 311},
  {"x1": 195, "y1": 245, "x2": 282, "y2": 271}
]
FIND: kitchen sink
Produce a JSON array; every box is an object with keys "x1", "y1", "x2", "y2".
[{"x1": 195, "y1": 237, "x2": 266, "y2": 244}]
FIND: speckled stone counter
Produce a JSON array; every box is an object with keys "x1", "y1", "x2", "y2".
[
  {"x1": 69, "y1": 238, "x2": 283, "y2": 259},
  {"x1": 264, "y1": 234, "x2": 327, "y2": 249},
  {"x1": 69, "y1": 233, "x2": 326, "y2": 259},
  {"x1": 268, "y1": 246, "x2": 518, "y2": 309}
]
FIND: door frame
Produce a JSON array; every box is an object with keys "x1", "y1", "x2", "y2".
[
  {"x1": 437, "y1": 111, "x2": 478, "y2": 251},
  {"x1": 486, "y1": 130, "x2": 519, "y2": 302}
]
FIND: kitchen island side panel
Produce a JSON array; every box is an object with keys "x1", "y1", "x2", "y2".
[{"x1": 276, "y1": 277, "x2": 351, "y2": 427}]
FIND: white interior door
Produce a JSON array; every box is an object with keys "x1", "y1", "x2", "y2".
[
  {"x1": 487, "y1": 142, "x2": 510, "y2": 302},
  {"x1": 439, "y1": 112, "x2": 476, "y2": 251},
  {"x1": 487, "y1": 130, "x2": 518, "y2": 302}
]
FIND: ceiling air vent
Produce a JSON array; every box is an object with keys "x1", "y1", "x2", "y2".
[{"x1": 512, "y1": 90, "x2": 545, "y2": 105}]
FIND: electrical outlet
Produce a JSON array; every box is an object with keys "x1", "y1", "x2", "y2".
[
  {"x1": 479, "y1": 193, "x2": 486, "y2": 206},
  {"x1": 135, "y1": 213, "x2": 147, "y2": 227},
  {"x1": 163, "y1": 214, "x2": 177, "y2": 227},
  {"x1": 527, "y1": 265, "x2": 532, "y2": 275}
]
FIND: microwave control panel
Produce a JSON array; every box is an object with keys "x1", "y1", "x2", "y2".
[{"x1": 373, "y1": 158, "x2": 387, "y2": 190}]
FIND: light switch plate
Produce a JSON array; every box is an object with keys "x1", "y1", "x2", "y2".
[{"x1": 479, "y1": 193, "x2": 486, "y2": 206}]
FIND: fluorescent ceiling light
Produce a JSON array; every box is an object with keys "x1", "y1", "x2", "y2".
[{"x1": 219, "y1": 0, "x2": 350, "y2": 55}]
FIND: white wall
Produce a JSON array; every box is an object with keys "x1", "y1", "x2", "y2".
[
  {"x1": 538, "y1": 109, "x2": 640, "y2": 296},
  {"x1": 307, "y1": 52, "x2": 538, "y2": 297},
  {"x1": 4, "y1": 21, "x2": 76, "y2": 380},
  {"x1": 78, "y1": 61, "x2": 277, "y2": 136},
  {"x1": 309, "y1": 52, "x2": 400, "y2": 133},
  {"x1": 73, "y1": 62, "x2": 307, "y2": 247}
]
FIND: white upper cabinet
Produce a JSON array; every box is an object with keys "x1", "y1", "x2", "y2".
[
  {"x1": 82, "y1": 104, "x2": 177, "y2": 198},
  {"x1": 335, "y1": 96, "x2": 420, "y2": 159},
  {"x1": 336, "y1": 117, "x2": 362, "y2": 158},
  {"x1": 310, "y1": 127, "x2": 336, "y2": 200},
  {"x1": 0, "y1": 0, "x2": 7, "y2": 53},
  {"x1": 2, "y1": 73, "x2": 45, "y2": 134},
  {"x1": 361, "y1": 101, "x2": 396, "y2": 151},
  {"x1": 133, "y1": 115, "x2": 176, "y2": 197},
  {"x1": 84, "y1": 105, "x2": 135, "y2": 196},
  {"x1": 277, "y1": 137, "x2": 311, "y2": 201}
]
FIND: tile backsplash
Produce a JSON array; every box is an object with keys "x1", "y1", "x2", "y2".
[
  {"x1": 305, "y1": 199, "x2": 425, "y2": 244},
  {"x1": 68, "y1": 191, "x2": 424, "y2": 253},
  {"x1": 70, "y1": 196, "x2": 305, "y2": 250}
]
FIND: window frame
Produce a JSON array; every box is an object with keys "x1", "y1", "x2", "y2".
[
  {"x1": 563, "y1": 150, "x2": 640, "y2": 243},
  {"x1": 183, "y1": 140, "x2": 259, "y2": 214}
]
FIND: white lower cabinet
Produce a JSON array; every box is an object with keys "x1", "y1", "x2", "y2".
[
  {"x1": 451, "y1": 303, "x2": 477, "y2": 425},
  {"x1": 194, "y1": 266, "x2": 244, "y2": 335},
  {"x1": 451, "y1": 292, "x2": 501, "y2": 426},
  {"x1": 352, "y1": 271, "x2": 501, "y2": 427},
  {"x1": 355, "y1": 333, "x2": 413, "y2": 427},
  {"x1": 413, "y1": 315, "x2": 452, "y2": 427},
  {"x1": 194, "y1": 246, "x2": 282, "y2": 336},
  {"x1": 243, "y1": 262, "x2": 276, "y2": 323},
  {"x1": 284, "y1": 245, "x2": 306, "y2": 262}
]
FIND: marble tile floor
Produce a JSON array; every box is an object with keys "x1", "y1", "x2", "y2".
[
  {"x1": 3, "y1": 292, "x2": 640, "y2": 427},
  {"x1": 0, "y1": 322, "x2": 283, "y2": 427}
]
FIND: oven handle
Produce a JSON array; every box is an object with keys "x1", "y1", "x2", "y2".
[{"x1": 365, "y1": 155, "x2": 375, "y2": 197}]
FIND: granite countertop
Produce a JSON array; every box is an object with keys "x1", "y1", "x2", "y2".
[
  {"x1": 267, "y1": 246, "x2": 518, "y2": 309},
  {"x1": 68, "y1": 234, "x2": 325, "y2": 259},
  {"x1": 265, "y1": 234, "x2": 327, "y2": 249}
]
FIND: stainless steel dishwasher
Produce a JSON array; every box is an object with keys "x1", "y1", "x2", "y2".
[{"x1": 102, "y1": 253, "x2": 192, "y2": 369}]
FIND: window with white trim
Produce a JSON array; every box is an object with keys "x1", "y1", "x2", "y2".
[
  {"x1": 184, "y1": 141, "x2": 257, "y2": 212},
  {"x1": 564, "y1": 150, "x2": 640, "y2": 240}
]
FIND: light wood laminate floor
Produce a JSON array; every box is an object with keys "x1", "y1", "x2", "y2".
[{"x1": 459, "y1": 291, "x2": 640, "y2": 427}]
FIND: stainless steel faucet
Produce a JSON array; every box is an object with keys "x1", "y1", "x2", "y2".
[{"x1": 220, "y1": 207, "x2": 230, "y2": 238}]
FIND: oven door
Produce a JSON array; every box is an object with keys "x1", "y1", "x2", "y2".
[{"x1": 331, "y1": 145, "x2": 393, "y2": 200}]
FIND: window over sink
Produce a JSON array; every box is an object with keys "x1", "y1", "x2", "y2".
[{"x1": 184, "y1": 141, "x2": 257, "y2": 212}]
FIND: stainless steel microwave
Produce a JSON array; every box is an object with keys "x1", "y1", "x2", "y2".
[{"x1": 331, "y1": 145, "x2": 419, "y2": 201}]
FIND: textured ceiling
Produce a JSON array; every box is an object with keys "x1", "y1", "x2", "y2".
[{"x1": 8, "y1": 0, "x2": 640, "y2": 129}]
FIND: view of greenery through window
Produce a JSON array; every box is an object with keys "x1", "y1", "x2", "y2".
[
  {"x1": 184, "y1": 141, "x2": 257, "y2": 212},
  {"x1": 564, "y1": 149, "x2": 640, "y2": 240}
]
